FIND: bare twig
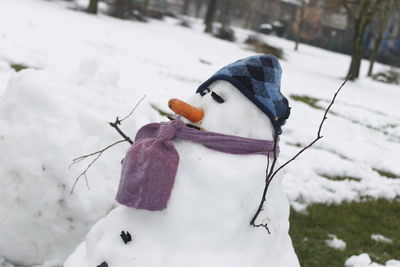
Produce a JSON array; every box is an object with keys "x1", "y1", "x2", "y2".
[
  {"x1": 70, "y1": 140, "x2": 128, "y2": 166},
  {"x1": 108, "y1": 95, "x2": 146, "y2": 145},
  {"x1": 119, "y1": 95, "x2": 146, "y2": 122},
  {"x1": 109, "y1": 120, "x2": 133, "y2": 144},
  {"x1": 70, "y1": 140, "x2": 128, "y2": 194},
  {"x1": 70, "y1": 96, "x2": 145, "y2": 194},
  {"x1": 250, "y1": 79, "x2": 348, "y2": 230}
]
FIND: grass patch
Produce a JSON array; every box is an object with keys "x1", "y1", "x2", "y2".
[
  {"x1": 373, "y1": 168, "x2": 400, "y2": 179},
  {"x1": 290, "y1": 95, "x2": 323, "y2": 110},
  {"x1": 10, "y1": 63, "x2": 29, "y2": 72},
  {"x1": 290, "y1": 199, "x2": 400, "y2": 266},
  {"x1": 319, "y1": 173, "x2": 361, "y2": 182}
]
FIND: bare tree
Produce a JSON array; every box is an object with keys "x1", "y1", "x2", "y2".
[
  {"x1": 108, "y1": 0, "x2": 134, "y2": 19},
  {"x1": 182, "y1": 0, "x2": 192, "y2": 15},
  {"x1": 87, "y1": 0, "x2": 99, "y2": 14},
  {"x1": 143, "y1": 0, "x2": 149, "y2": 12},
  {"x1": 194, "y1": 0, "x2": 204, "y2": 17},
  {"x1": 243, "y1": 0, "x2": 256, "y2": 29},
  {"x1": 294, "y1": 0, "x2": 306, "y2": 51},
  {"x1": 220, "y1": 0, "x2": 232, "y2": 29},
  {"x1": 367, "y1": 0, "x2": 399, "y2": 77},
  {"x1": 204, "y1": 0, "x2": 218, "y2": 33},
  {"x1": 342, "y1": 0, "x2": 385, "y2": 80}
]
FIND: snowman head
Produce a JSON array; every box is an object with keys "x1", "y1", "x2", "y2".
[{"x1": 169, "y1": 55, "x2": 290, "y2": 140}]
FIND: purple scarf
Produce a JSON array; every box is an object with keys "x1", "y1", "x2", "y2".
[{"x1": 116, "y1": 120, "x2": 277, "y2": 211}]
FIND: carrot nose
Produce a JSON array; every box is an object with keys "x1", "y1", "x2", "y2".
[{"x1": 168, "y1": 98, "x2": 204, "y2": 123}]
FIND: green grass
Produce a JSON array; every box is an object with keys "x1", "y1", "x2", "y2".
[
  {"x1": 290, "y1": 199, "x2": 400, "y2": 266},
  {"x1": 319, "y1": 173, "x2": 361, "y2": 182},
  {"x1": 373, "y1": 168, "x2": 400, "y2": 179},
  {"x1": 10, "y1": 63, "x2": 29, "y2": 72},
  {"x1": 290, "y1": 95, "x2": 323, "y2": 110}
]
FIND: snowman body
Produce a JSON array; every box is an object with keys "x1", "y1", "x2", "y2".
[{"x1": 65, "y1": 81, "x2": 299, "y2": 267}]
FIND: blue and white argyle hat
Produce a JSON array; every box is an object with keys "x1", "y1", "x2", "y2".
[{"x1": 196, "y1": 54, "x2": 290, "y2": 135}]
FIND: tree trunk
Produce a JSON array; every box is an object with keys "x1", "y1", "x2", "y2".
[
  {"x1": 182, "y1": 0, "x2": 191, "y2": 15},
  {"x1": 294, "y1": 1, "x2": 305, "y2": 51},
  {"x1": 195, "y1": 0, "x2": 203, "y2": 17},
  {"x1": 243, "y1": 0, "x2": 256, "y2": 29},
  {"x1": 87, "y1": 0, "x2": 99, "y2": 14},
  {"x1": 367, "y1": 35, "x2": 383, "y2": 77},
  {"x1": 347, "y1": 19, "x2": 368, "y2": 80},
  {"x1": 204, "y1": 0, "x2": 218, "y2": 33},
  {"x1": 143, "y1": 0, "x2": 149, "y2": 11},
  {"x1": 221, "y1": 0, "x2": 232, "y2": 29}
]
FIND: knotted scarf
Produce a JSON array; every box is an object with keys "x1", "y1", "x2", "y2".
[{"x1": 116, "y1": 119, "x2": 278, "y2": 211}]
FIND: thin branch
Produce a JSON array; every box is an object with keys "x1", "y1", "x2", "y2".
[
  {"x1": 119, "y1": 95, "x2": 146, "y2": 122},
  {"x1": 250, "y1": 79, "x2": 348, "y2": 230},
  {"x1": 70, "y1": 140, "x2": 128, "y2": 166},
  {"x1": 274, "y1": 78, "x2": 348, "y2": 175},
  {"x1": 250, "y1": 133, "x2": 278, "y2": 230},
  {"x1": 109, "y1": 120, "x2": 133, "y2": 144},
  {"x1": 69, "y1": 96, "x2": 146, "y2": 194},
  {"x1": 108, "y1": 95, "x2": 146, "y2": 144},
  {"x1": 70, "y1": 140, "x2": 128, "y2": 194}
]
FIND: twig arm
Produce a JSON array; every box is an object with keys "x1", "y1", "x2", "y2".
[
  {"x1": 70, "y1": 139, "x2": 129, "y2": 194},
  {"x1": 109, "y1": 119, "x2": 133, "y2": 144},
  {"x1": 250, "y1": 79, "x2": 348, "y2": 230}
]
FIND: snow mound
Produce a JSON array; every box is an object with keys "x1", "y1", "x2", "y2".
[
  {"x1": 0, "y1": 66, "x2": 152, "y2": 265},
  {"x1": 371, "y1": 234, "x2": 393, "y2": 243},
  {"x1": 345, "y1": 253, "x2": 400, "y2": 267},
  {"x1": 325, "y1": 234, "x2": 346, "y2": 250}
]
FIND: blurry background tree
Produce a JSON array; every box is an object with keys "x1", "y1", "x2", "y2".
[
  {"x1": 107, "y1": 0, "x2": 135, "y2": 19},
  {"x1": 87, "y1": 0, "x2": 99, "y2": 14},
  {"x1": 341, "y1": 0, "x2": 386, "y2": 80},
  {"x1": 77, "y1": 0, "x2": 400, "y2": 81},
  {"x1": 182, "y1": 0, "x2": 191, "y2": 15},
  {"x1": 204, "y1": 0, "x2": 218, "y2": 33},
  {"x1": 294, "y1": 0, "x2": 306, "y2": 51},
  {"x1": 367, "y1": 0, "x2": 399, "y2": 77},
  {"x1": 194, "y1": 0, "x2": 204, "y2": 17}
]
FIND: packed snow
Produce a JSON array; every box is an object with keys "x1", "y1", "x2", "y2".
[
  {"x1": 345, "y1": 254, "x2": 400, "y2": 267},
  {"x1": 371, "y1": 234, "x2": 393, "y2": 244},
  {"x1": 0, "y1": 0, "x2": 399, "y2": 266},
  {"x1": 325, "y1": 234, "x2": 347, "y2": 251},
  {"x1": 65, "y1": 80, "x2": 299, "y2": 267}
]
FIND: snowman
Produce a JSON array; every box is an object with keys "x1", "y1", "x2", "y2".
[{"x1": 65, "y1": 55, "x2": 299, "y2": 267}]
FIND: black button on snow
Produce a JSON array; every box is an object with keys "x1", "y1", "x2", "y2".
[
  {"x1": 97, "y1": 261, "x2": 108, "y2": 267},
  {"x1": 120, "y1": 230, "x2": 132, "y2": 244}
]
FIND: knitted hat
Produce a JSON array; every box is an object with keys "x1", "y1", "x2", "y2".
[{"x1": 196, "y1": 55, "x2": 290, "y2": 135}]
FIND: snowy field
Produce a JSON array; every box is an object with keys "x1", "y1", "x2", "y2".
[{"x1": 0, "y1": 0, "x2": 399, "y2": 266}]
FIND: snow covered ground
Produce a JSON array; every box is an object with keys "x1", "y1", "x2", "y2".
[{"x1": 0, "y1": 0, "x2": 399, "y2": 266}]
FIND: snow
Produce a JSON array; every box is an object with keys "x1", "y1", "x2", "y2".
[
  {"x1": 0, "y1": 0, "x2": 399, "y2": 266},
  {"x1": 345, "y1": 254, "x2": 400, "y2": 267},
  {"x1": 371, "y1": 234, "x2": 393, "y2": 243},
  {"x1": 325, "y1": 234, "x2": 347, "y2": 251},
  {"x1": 260, "y1": 24, "x2": 273, "y2": 30}
]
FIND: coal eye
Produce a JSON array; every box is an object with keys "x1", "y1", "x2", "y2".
[
  {"x1": 211, "y1": 91, "x2": 225, "y2": 103},
  {"x1": 199, "y1": 88, "x2": 211, "y2": 96}
]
